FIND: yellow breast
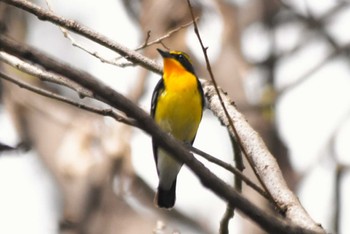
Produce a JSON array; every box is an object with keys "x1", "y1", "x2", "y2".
[{"x1": 155, "y1": 67, "x2": 202, "y2": 142}]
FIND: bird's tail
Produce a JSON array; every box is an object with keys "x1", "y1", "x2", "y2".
[{"x1": 155, "y1": 179, "x2": 177, "y2": 209}]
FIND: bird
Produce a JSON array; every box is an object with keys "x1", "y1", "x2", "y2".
[{"x1": 151, "y1": 48, "x2": 204, "y2": 209}]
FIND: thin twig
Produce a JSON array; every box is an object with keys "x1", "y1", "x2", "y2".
[
  {"x1": 1, "y1": 0, "x2": 162, "y2": 73},
  {"x1": 0, "y1": 142, "x2": 16, "y2": 153},
  {"x1": 0, "y1": 35, "x2": 318, "y2": 234},
  {"x1": 204, "y1": 80, "x2": 325, "y2": 233},
  {"x1": 1, "y1": 43, "x2": 266, "y2": 197},
  {"x1": 0, "y1": 51, "x2": 92, "y2": 98},
  {"x1": 188, "y1": 144, "x2": 269, "y2": 200},
  {"x1": 1, "y1": 46, "x2": 267, "y2": 198},
  {"x1": 112, "y1": 19, "x2": 197, "y2": 62},
  {"x1": 56, "y1": 16, "x2": 194, "y2": 67},
  {"x1": 0, "y1": 70, "x2": 137, "y2": 127},
  {"x1": 1, "y1": 45, "x2": 266, "y2": 198},
  {"x1": 186, "y1": 0, "x2": 276, "y2": 207},
  {"x1": 43, "y1": 0, "x2": 135, "y2": 67},
  {"x1": 0, "y1": 2, "x2": 325, "y2": 231},
  {"x1": 220, "y1": 205, "x2": 234, "y2": 234},
  {"x1": 1, "y1": 32, "x2": 266, "y2": 196},
  {"x1": 139, "y1": 30, "x2": 151, "y2": 49},
  {"x1": 44, "y1": 0, "x2": 196, "y2": 68},
  {"x1": 219, "y1": 134, "x2": 244, "y2": 234},
  {"x1": 133, "y1": 18, "x2": 198, "y2": 52},
  {"x1": 334, "y1": 164, "x2": 344, "y2": 234}
]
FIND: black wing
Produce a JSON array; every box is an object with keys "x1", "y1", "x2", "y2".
[
  {"x1": 188, "y1": 78, "x2": 205, "y2": 146},
  {"x1": 197, "y1": 78, "x2": 205, "y2": 112},
  {"x1": 151, "y1": 78, "x2": 164, "y2": 118},
  {"x1": 151, "y1": 78, "x2": 165, "y2": 167}
]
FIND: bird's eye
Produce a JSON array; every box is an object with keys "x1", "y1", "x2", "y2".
[{"x1": 177, "y1": 54, "x2": 184, "y2": 60}]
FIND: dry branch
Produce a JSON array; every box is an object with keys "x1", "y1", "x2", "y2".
[
  {"x1": 0, "y1": 51, "x2": 92, "y2": 97},
  {"x1": 0, "y1": 0, "x2": 326, "y2": 233},
  {"x1": 0, "y1": 35, "x2": 321, "y2": 234},
  {"x1": 0, "y1": 0, "x2": 161, "y2": 73},
  {"x1": 204, "y1": 82, "x2": 324, "y2": 232},
  {"x1": 186, "y1": 0, "x2": 322, "y2": 231},
  {"x1": 0, "y1": 34, "x2": 268, "y2": 199},
  {"x1": 0, "y1": 69, "x2": 135, "y2": 127}
]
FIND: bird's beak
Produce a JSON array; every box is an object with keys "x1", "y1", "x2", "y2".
[{"x1": 157, "y1": 48, "x2": 171, "y2": 58}]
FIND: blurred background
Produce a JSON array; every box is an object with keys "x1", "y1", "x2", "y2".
[{"x1": 0, "y1": 0, "x2": 350, "y2": 233}]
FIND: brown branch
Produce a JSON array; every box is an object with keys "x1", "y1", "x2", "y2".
[
  {"x1": 1, "y1": 38, "x2": 267, "y2": 200},
  {"x1": 0, "y1": 69, "x2": 137, "y2": 127},
  {"x1": 203, "y1": 81, "x2": 324, "y2": 233},
  {"x1": 1, "y1": 35, "x2": 266, "y2": 198},
  {"x1": 113, "y1": 19, "x2": 197, "y2": 63},
  {"x1": 1, "y1": 35, "x2": 267, "y2": 199},
  {"x1": 133, "y1": 18, "x2": 198, "y2": 52},
  {"x1": 334, "y1": 164, "x2": 344, "y2": 234},
  {"x1": 0, "y1": 1, "x2": 326, "y2": 232},
  {"x1": 188, "y1": 144, "x2": 269, "y2": 199},
  {"x1": 42, "y1": 0, "x2": 136, "y2": 68},
  {"x1": 187, "y1": 0, "x2": 277, "y2": 209},
  {"x1": 0, "y1": 51, "x2": 92, "y2": 98},
  {"x1": 220, "y1": 205, "x2": 234, "y2": 234},
  {"x1": 187, "y1": 0, "x2": 274, "y2": 197},
  {"x1": 186, "y1": 1, "x2": 277, "y2": 232},
  {"x1": 219, "y1": 135, "x2": 244, "y2": 234},
  {"x1": 0, "y1": 37, "x2": 321, "y2": 234},
  {"x1": 186, "y1": 0, "x2": 324, "y2": 232},
  {"x1": 0, "y1": 0, "x2": 162, "y2": 73}
]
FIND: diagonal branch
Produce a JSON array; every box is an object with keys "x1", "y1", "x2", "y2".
[
  {"x1": 203, "y1": 81, "x2": 324, "y2": 232},
  {"x1": 133, "y1": 18, "x2": 198, "y2": 52},
  {"x1": 0, "y1": 0, "x2": 162, "y2": 73},
  {"x1": 0, "y1": 51, "x2": 92, "y2": 98},
  {"x1": 0, "y1": 1, "x2": 325, "y2": 232},
  {"x1": 186, "y1": 0, "x2": 273, "y2": 197},
  {"x1": 0, "y1": 39, "x2": 268, "y2": 199},
  {"x1": 188, "y1": 144, "x2": 269, "y2": 199},
  {"x1": 0, "y1": 36, "x2": 322, "y2": 234},
  {"x1": 0, "y1": 69, "x2": 136, "y2": 127},
  {"x1": 186, "y1": 0, "x2": 323, "y2": 232}
]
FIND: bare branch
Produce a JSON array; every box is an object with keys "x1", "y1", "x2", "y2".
[
  {"x1": 1, "y1": 39, "x2": 267, "y2": 199},
  {"x1": 1, "y1": 38, "x2": 266, "y2": 198},
  {"x1": 44, "y1": 0, "x2": 195, "y2": 68},
  {"x1": 187, "y1": 0, "x2": 280, "y2": 219},
  {"x1": 134, "y1": 18, "x2": 198, "y2": 52},
  {"x1": 219, "y1": 135, "x2": 244, "y2": 234},
  {"x1": 42, "y1": 0, "x2": 137, "y2": 67},
  {"x1": 0, "y1": 0, "x2": 162, "y2": 73},
  {"x1": 0, "y1": 51, "x2": 92, "y2": 98},
  {"x1": 203, "y1": 81, "x2": 324, "y2": 233},
  {"x1": 0, "y1": 69, "x2": 137, "y2": 127},
  {"x1": 0, "y1": 1, "x2": 326, "y2": 232},
  {"x1": 186, "y1": 0, "x2": 324, "y2": 232},
  {"x1": 334, "y1": 164, "x2": 344, "y2": 234},
  {"x1": 0, "y1": 32, "x2": 265, "y2": 199},
  {"x1": 0, "y1": 37, "x2": 321, "y2": 234},
  {"x1": 220, "y1": 205, "x2": 234, "y2": 234},
  {"x1": 188, "y1": 144, "x2": 269, "y2": 200}
]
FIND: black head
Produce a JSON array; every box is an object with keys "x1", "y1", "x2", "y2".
[{"x1": 157, "y1": 48, "x2": 195, "y2": 74}]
